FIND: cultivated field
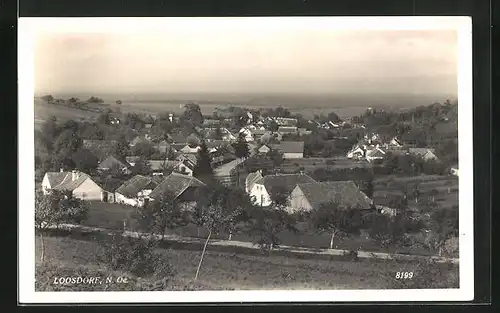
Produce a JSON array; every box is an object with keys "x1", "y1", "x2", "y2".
[{"x1": 35, "y1": 235, "x2": 458, "y2": 291}]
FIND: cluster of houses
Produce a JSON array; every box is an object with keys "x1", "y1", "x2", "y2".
[
  {"x1": 346, "y1": 133, "x2": 440, "y2": 163},
  {"x1": 245, "y1": 170, "x2": 374, "y2": 214},
  {"x1": 42, "y1": 168, "x2": 207, "y2": 208}
]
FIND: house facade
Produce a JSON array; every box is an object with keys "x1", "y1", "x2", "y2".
[
  {"x1": 115, "y1": 175, "x2": 161, "y2": 207},
  {"x1": 98, "y1": 155, "x2": 130, "y2": 174},
  {"x1": 245, "y1": 170, "x2": 264, "y2": 194},
  {"x1": 249, "y1": 173, "x2": 317, "y2": 207},
  {"x1": 42, "y1": 170, "x2": 105, "y2": 201},
  {"x1": 287, "y1": 181, "x2": 372, "y2": 214}
]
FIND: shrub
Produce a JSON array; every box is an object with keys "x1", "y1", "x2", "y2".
[{"x1": 98, "y1": 232, "x2": 175, "y2": 281}]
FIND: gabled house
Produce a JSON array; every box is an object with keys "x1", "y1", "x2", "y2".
[
  {"x1": 175, "y1": 153, "x2": 197, "y2": 168},
  {"x1": 42, "y1": 169, "x2": 108, "y2": 201},
  {"x1": 347, "y1": 145, "x2": 365, "y2": 159},
  {"x1": 450, "y1": 165, "x2": 459, "y2": 176},
  {"x1": 180, "y1": 145, "x2": 202, "y2": 154},
  {"x1": 258, "y1": 144, "x2": 272, "y2": 155},
  {"x1": 115, "y1": 175, "x2": 162, "y2": 207},
  {"x1": 408, "y1": 148, "x2": 439, "y2": 161},
  {"x1": 147, "y1": 173, "x2": 207, "y2": 204},
  {"x1": 365, "y1": 146, "x2": 386, "y2": 162},
  {"x1": 245, "y1": 170, "x2": 264, "y2": 194},
  {"x1": 275, "y1": 117, "x2": 298, "y2": 126},
  {"x1": 249, "y1": 173, "x2": 317, "y2": 207},
  {"x1": 239, "y1": 128, "x2": 254, "y2": 142},
  {"x1": 288, "y1": 181, "x2": 373, "y2": 214},
  {"x1": 98, "y1": 155, "x2": 130, "y2": 174},
  {"x1": 270, "y1": 141, "x2": 304, "y2": 159},
  {"x1": 389, "y1": 137, "x2": 403, "y2": 148}
]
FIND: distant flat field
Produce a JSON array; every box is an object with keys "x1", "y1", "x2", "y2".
[
  {"x1": 35, "y1": 92, "x2": 454, "y2": 121},
  {"x1": 35, "y1": 235, "x2": 458, "y2": 291}
]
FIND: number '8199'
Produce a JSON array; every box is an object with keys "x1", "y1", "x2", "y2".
[{"x1": 395, "y1": 272, "x2": 413, "y2": 279}]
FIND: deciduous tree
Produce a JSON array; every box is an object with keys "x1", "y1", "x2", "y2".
[
  {"x1": 233, "y1": 132, "x2": 250, "y2": 159},
  {"x1": 309, "y1": 202, "x2": 363, "y2": 249}
]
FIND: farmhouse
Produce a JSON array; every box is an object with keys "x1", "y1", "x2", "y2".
[
  {"x1": 42, "y1": 170, "x2": 108, "y2": 201},
  {"x1": 275, "y1": 117, "x2": 298, "y2": 126},
  {"x1": 98, "y1": 155, "x2": 130, "y2": 174},
  {"x1": 239, "y1": 128, "x2": 254, "y2": 142},
  {"x1": 287, "y1": 181, "x2": 372, "y2": 214},
  {"x1": 388, "y1": 137, "x2": 403, "y2": 148},
  {"x1": 147, "y1": 173, "x2": 207, "y2": 204},
  {"x1": 408, "y1": 148, "x2": 439, "y2": 161},
  {"x1": 245, "y1": 170, "x2": 264, "y2": 194},
  {"x1": 365, "y1": 146, "x2": 386, "y2": 162},
  {"x1": 270, "y1": 141, "x2": 304, "y2": 159},
  {"x1": 258, "y1": 144, "x2": 272, "y2": 155},
  {"x1": 180, "y1": 145, "x2": 202, "y2": 154},
  {"x1": 347, "y1": 145, "x2": 365, "y2": 159},
  {"x1": 115, "y1": 175, "x2": 161, "y2": 207},
  {"x1": 249, "y1": 173, "x2": 317, "y2": 207}
]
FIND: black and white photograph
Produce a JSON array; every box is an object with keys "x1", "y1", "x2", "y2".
[{"x1": 18, "y1": 17, "x2": 473, "y2": 303}]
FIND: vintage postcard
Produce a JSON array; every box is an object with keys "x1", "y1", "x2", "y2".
[{"x1": 18, "y1": 16, "x2": 473, "y2": 303}]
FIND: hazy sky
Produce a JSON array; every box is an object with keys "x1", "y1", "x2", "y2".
[{"x1": 34, "y1": 23, "x2": 458, "y2": 95}]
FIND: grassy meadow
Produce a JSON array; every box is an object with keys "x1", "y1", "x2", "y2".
[
  {"x1": 83, "y1": 201, "x2": 438, "y2": 256},
  {"x1": 35, "y1": 235, "x2": 458, "y2": 291}
]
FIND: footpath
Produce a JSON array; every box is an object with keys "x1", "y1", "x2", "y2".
[{"x1": 48, "y1": 223, "x2": 459, "y2": 265}]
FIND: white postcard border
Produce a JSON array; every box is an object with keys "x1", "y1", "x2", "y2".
[{"x1": 18, "y1": 16, "x2": 474, "y2": 303}]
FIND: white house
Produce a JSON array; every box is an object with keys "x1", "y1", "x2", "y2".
[
  {"x1": 98, "y1": 155, "x2": 130, "y2": 174},
  {"x1": 389, "y1": 137, "x2": 403, "y2": 148},
  {"x1": 115, "y1": 175, "x2": 161, "y2": 207},
  {"x1": 365, "y1": 146, "x2": 386, "y2": 162},
  {"x1": 42, "y1": 169, "x2": 107, "y2": 201},
  {"x1": 408, "y1": 148, "x2": 439, "y2": 161},
  {"x1": 249, "y1": 173, "x2": 317, "y2": 207},
  {"x1": 347, "y1": 145, "x2": 365, "y2": 159},
  {"x1": 180, "y1": 145, "x2": 202, "y2": 154},
  {"x1": 245, "y1": 170, "x2": 263, "y2": 194},
  {"x1": 258, "y1": 144, "x2": 272, "y2": 155},
  {"x1": 239, "y1": 127, "x2": 254, "y2": 142}
]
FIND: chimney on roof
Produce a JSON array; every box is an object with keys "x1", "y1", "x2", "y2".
[{"x1": 71, "y1": 170, "x2": 78, "y2": 181}]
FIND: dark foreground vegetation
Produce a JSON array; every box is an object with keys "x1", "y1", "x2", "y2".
[{"x1": 36, "y1": 235, "x2": 458, "y2": 291}]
